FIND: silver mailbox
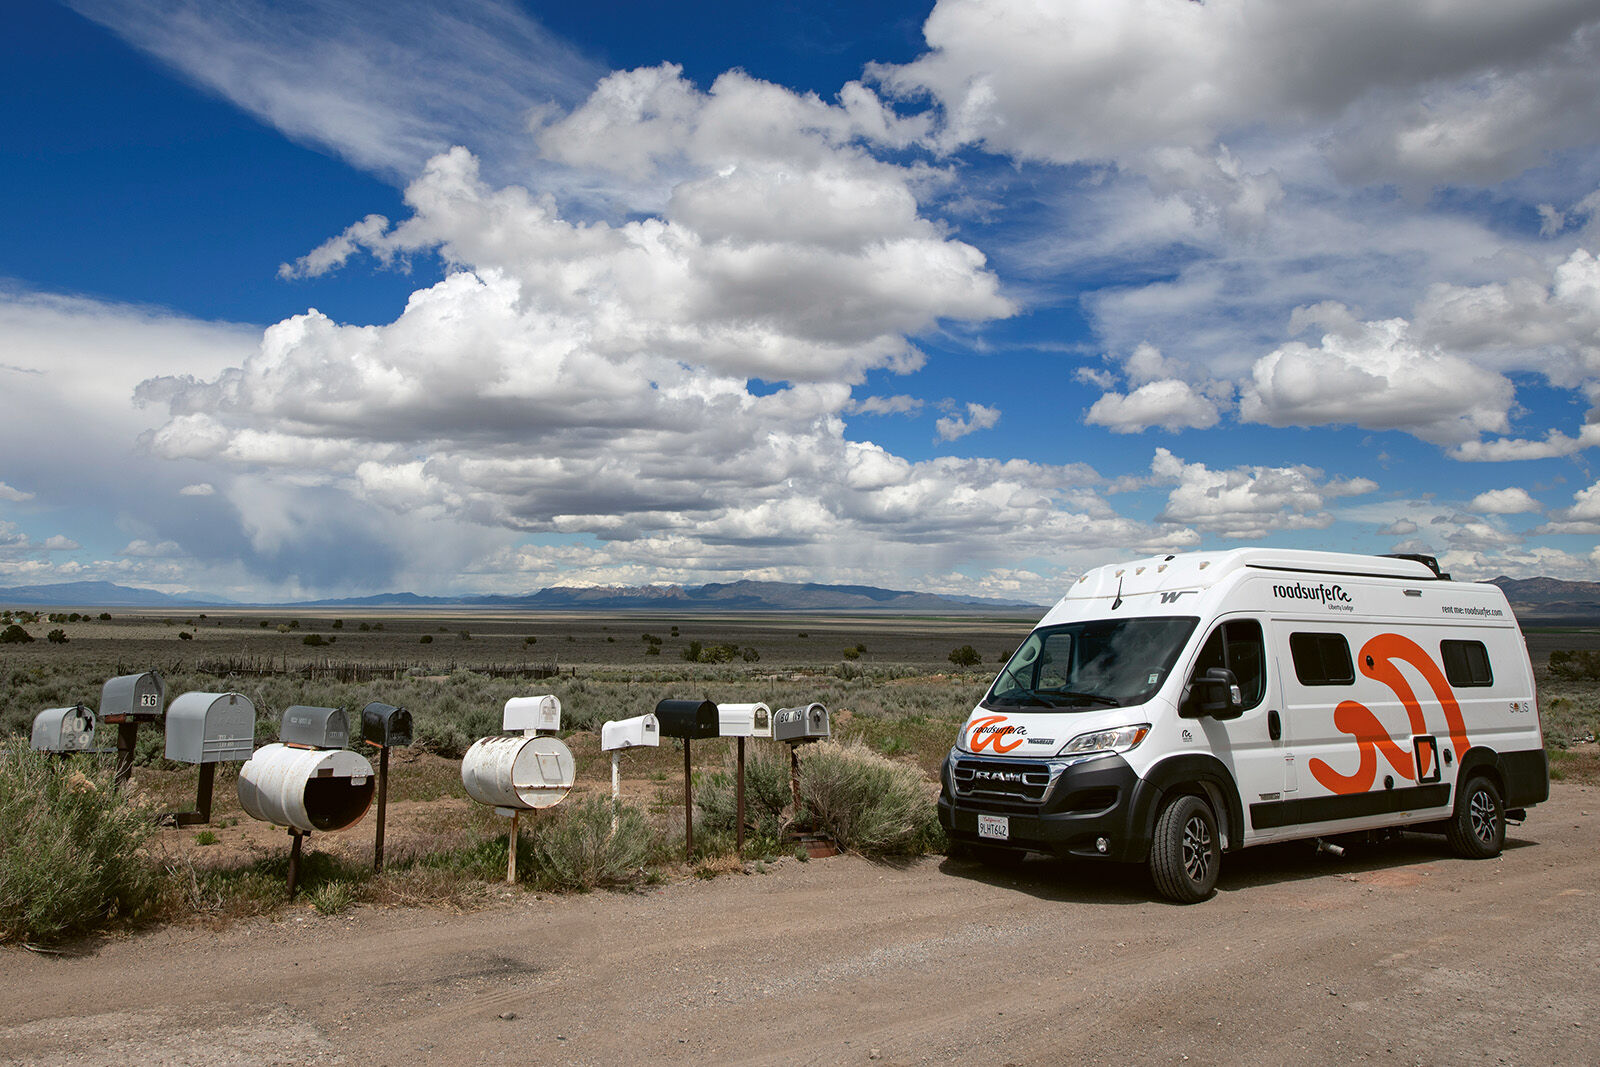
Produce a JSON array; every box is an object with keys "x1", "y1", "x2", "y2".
[
  {"x1": 601, "y1": 713, "x2": 660, "y2": 751},
  {"x1": 772, "y1": 702, "x2": 830, "y2": 743},
  {"x1": 165, "y1": 692, "x2": 257, "y2": 764},
  {"x1": 280, "y1": 705, "x2": 348, "y2": 749},
  {"x1": 717, "y1": 702, "x2": 772, "y2": 739},
  {"x1": 99, "y1": 671, "x2": 165, "y2": 722},
  {"x1": 31, "y1": 704, "x2": 97, "y2": 753},
  {"x1": 504, "y1": 694, "x2": 561, "y2": 734}
]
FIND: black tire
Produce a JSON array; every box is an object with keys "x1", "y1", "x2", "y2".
[
  {"x1": 1149, "y1": 794, "x2": 1220, "y2": 903},
  {"x1": 1445, "y1": 775, "x2": 1505, "y2": 859}
]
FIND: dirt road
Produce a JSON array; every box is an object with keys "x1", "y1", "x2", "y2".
[{"x1": 3, "y1": 783, "x2": 1596, "y2": 1066}]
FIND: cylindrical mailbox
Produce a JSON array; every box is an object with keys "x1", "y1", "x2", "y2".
[
  {"x1": 654, "y1": 699, "x2": 719, "y2": 740},
  {"x1": 504, "y1": 694, "x2": 561, "y2": 733},
  {"x1": 717, "y1": 702, "x2": 771, "y2": 738},
  {"x1": 31, "y1": 704, "x2": 97, "y2": 753},
  {"x1": 461, "y1": 735, "x2": 575, "y2": 810},
  {"x1": 237, "y1": 743, "x2": 376, "y2": 833},
  {"x1": 362, "y1": 702, "x2": 412, "y2": 748}
]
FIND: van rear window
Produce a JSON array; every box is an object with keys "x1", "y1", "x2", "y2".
[
  {"x1": 1289, "y1": 632, "x2": 1355, "y2": 686},
  {"x1": 1441, "y1": 640, "x2": 1493, "y2": 687}
]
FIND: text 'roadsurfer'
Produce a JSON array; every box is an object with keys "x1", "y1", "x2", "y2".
[{"x1": 938, "y1": 549, "x2": 1549, "y2": 903}]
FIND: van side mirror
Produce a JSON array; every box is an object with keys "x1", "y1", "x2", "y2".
[{"x1": 1185, "y1": 667, "x2": 1244, "y2": 720}]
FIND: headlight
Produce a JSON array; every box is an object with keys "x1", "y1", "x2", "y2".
[{"x1": 1061, "y1": 724, "x2": 1151, "y2": 755}]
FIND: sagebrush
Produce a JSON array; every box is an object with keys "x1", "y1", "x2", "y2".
[{"x1": 797, "y1": 740, "x2": 944, "y2": 857}]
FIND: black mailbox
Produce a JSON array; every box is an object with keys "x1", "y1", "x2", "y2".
[
  {"x1": 653, "y1": 699, "x2": 719, "y2": 740},
  {"x1": 361, "y1": 702, "x2": 412, "y2": 748},
  {"x1": 280, "y1": 705, "x2": 349, "y2": 749}
]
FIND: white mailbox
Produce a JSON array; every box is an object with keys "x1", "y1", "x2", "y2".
[
  {"x1": 601, "y1": 713, "x2": 661, "y2": 752},
  {"x1": 503, "y1": 694, "x2": 561, "y2": 734},
  {"x1": 31, "y1": 704, "x2": 97, "y2": 753},
  {"x1": 238, "y1": 744, "x2": 375, "y2": 834},
  {"x1": 717, "y1": 702, "x2": 772, "y2": 739},
  {"x1": 461, "y1": 734, "x2": 575, "y2": 811}
]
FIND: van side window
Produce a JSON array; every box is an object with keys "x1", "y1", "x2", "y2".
[
  {"x1": 1289, "y1": 632, "x2": 1355, "y2": 686},
  {"x1": 1441, "y1": 639, "x2": 1493, "y2": 687},
  {"x1": 1188, "y1": 619, "x2": 1266, "y2": 710}
]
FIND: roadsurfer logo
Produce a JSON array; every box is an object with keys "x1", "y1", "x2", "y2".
[
  {"x1": 967, "y1": 715, "x2": 1026, "y2": 754},
  {"x1": 1273, "y1": 581, "x2": 1353, "y2": 608}
]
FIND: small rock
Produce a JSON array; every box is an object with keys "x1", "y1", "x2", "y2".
[{"x1": 498, "y1": 1012, "x2": 516, "y2": 1021}]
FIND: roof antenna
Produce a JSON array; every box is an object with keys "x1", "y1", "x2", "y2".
[{"x1": 1112, "y1": 574, "x2": 1124, "y2": 610}]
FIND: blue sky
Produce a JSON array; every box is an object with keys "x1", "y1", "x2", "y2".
[{"x1": 3, "y1": 0, "x2": 1600, "y2": 601}]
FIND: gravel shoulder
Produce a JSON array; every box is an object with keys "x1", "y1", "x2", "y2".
[{"x1": 3, "y1": 782, "x2": 1596, "y2": 1066}]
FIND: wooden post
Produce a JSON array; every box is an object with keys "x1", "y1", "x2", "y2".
[
  {"x1": 195, "y1": 762, "x2": 215, "y2": 823},
  {"x1": 736, "y1": 736, "x2": 746, "y2": 856},
  {"x1": 507, "y1": 810, "x2": 519, "y2": 884},
  {"x1": 683, "y1": 739, "x2": 694, "y2": 862},
  {"x1": 790, "y1": 745, "x2": 803, "y2": 826},
  {"x1": 373, "y1": 745, "x2": 390, "y2": 873},
  {"x1": 287, "y1": 829, "x2": 305, "y2": 899},
  {"x1": 114, "y1": 722, "x2": 138, "y2": 788}
]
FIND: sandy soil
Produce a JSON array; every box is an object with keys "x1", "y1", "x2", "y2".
[{"x1": 3, "y1": 782, "x2": 1596, "y2": 1067}]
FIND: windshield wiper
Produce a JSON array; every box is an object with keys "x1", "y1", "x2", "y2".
[{"x1": 1038, "y1": 689, "x2": 1122, "y2": 707}]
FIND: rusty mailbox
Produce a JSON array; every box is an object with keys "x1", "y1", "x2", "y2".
[
  {"x1": 31, "y1": 704, "x2": 97, "y2": 753},
  {"x1": 163, "y1": 691, "x2": 256, "y2": 825}
]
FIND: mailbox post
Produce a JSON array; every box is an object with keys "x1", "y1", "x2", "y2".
[
  {"x1": 459, "y1": 694, "x2": 574, "y2": 884},
  {"x1": 360, "y1": 702, "x2": 413, "y2": 872},
  {"x1": 716, "y1": 703, "x2": 771, "y2": 855},
  {"x1": 99, "y1": 671, "x2": 166, "y2": 788},
  {"x1": 654, "y1": 699, "x2": 718, "y2": 862},
  {"x1": 600, "y1": 713, "x2": 660, "y2": 831},
  {"x1": 773, "y1": 703, "x2": 831, "y2": 823},
  {"x1": 164, "y1": 691, "x2": 256, "y2": 826},
  {"x1": 239, "y1": 706, "x2": 374, "y2": 897}
]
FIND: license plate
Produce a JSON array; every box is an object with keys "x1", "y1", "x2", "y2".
[{"x1": 977, "y1": 813, "x2": 1009, "y2": 840}]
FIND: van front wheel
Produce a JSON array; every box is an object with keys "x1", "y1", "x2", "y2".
[
  {"x1": 1446, "y1": 775, "x2": 1505, "y2": 859},
  {"x1": 1149, "y1": 793, "x2": 1220, "y2": 903}
]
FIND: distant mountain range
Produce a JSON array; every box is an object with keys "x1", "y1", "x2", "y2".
[
  {"x1": 0, "y1": 578, "x2": 1043, "y2": 612},
  {"x1": 1490, "y1": 576, "x2": 1600, "y2": 622}
]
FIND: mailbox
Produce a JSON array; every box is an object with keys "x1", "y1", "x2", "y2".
[
  {"x1": 99, "y1": 671, "x2": 165, "y2": 722},
  {"x1": 238, "y1": 743, "x2": 375, "y2": 833},
  {"x1": 773, "y1": 702, "x2": 830, "y2": 743},
  {"x1": 31, "y1": 704, "x2": 97, "y2": 753},
  {"x1": 165, "y1": 692, "x2": 256, "y2": 764},
  {"x1": 504, "y1": 694, "x2": 561, "y2": 734},
  {"x1": 361, "y1": 702, "x2": 412, "y2": 748},
  {"x1": 601, "y1": 713, "x2": 660, "y2": 752},
  {"x1": 717, "y1": 702, "x2": 771, "y2": 739},
  {"x1": 653, "y1": 699, "x2": 719, "y2": 740},
  {"x1": 280, "y1": 705, "x2": 349, "y2": 749},
  {"x1": 461, "y1": 735, "x2": 575, "y2": 811}
]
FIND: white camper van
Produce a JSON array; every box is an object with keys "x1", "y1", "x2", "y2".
[{"x1": 939, "y1": 549, "x2": 1549, "y2": 902}]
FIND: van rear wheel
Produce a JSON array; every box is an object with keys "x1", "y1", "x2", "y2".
[
  {"x1": 1149, "y1": 794, "x2": 1220, "y2": 903},
  {"x1": 1446, "y1": 775, "x2": 1505, "y2": 859}
]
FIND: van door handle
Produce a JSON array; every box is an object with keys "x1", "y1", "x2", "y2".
[{"x1": 1268, "y1": 709, "x2": 1282, "y2": 741}]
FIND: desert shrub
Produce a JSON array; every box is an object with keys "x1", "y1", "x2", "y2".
[
  {"x1": 302, "y1": 634, "x2": 325, "y2": 646},
  {"x1": 797, "y1": 740, "x2": 943, "y2": 857},
  {"x1": 47, "y1": 629, "x2": 68, "y2": 644},
  {"x1": 419, "y1": 634, "x2": 433, "y2": 644},
  {"x1": 527, "y1": 795, "x2": 656, "y2": 891},
  {"x1": 0, "y1": 743, "x2": 160, "y2": 943},
  {"x1": 0, "y1": 625, "x2": 33, "y2": 644},
  {"x1": 948, "y1": 645, "x2": 982, "y2": 667}
]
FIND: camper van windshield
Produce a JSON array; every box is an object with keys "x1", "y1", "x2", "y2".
[{"x1": 984, "y1": 617, "x2": 1199, "y2": 711}]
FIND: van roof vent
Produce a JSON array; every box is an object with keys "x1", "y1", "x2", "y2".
[{"x1": 1381, "y1": 553, "x2": 1450, "y2": 580}]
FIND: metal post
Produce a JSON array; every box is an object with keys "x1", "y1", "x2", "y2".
[
  {"x1": 507, "y1": 810, "x2": 519, "y2": 885},
  {"x1": 114, "y1": 722, "x2": 138, "y2": 788},
  {"x1": 684, "y1": 738, "x2": 694, "y2": 863},
  {"x1": 373, "y1": 745, "x2": 390, "y2": 873},
  {"x1": 611, "y1": 752, "x2": 621, "y2": 834},
  {"x1": 287, "y1": 829, "x2": 305, "y2": 898},
  {"x1": 736, "y1": 736, "x2": 746, "y2": 856}
]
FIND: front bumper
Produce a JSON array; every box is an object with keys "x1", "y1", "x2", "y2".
[{"x1": 938, "y1": 750, "x2": 1156, "y2": 862}]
